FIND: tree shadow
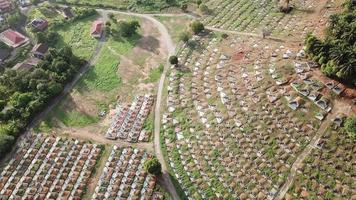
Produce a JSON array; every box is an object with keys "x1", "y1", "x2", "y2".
[{"x1": 136, "y1": 35, "x2": 160, "y2": 52}]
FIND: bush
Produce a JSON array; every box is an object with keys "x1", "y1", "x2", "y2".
[
  {"x1": 117, "y1": 20, "x2": 140, "y2": 37},
  {"x1": 344, "y1": 116, "x2": 356, "y2": 139},
  {"x1": 169, "y1": 55, "x2": 178, "y2": 65},
  {"x1": 144, "y1": 157, "x2": 162, "y2": 175},
  {"x1": 199, "y1": 4, "x2": 210, "y2": 14},
  {"x1": 0, "y1": 134, "x2": 15, "y2": 159},
  {"x1": 179, "y1": 31, "x2": 191, "y2": 43},
  {"x1": 190, "y1": 20, "x2": 204, "y2": 35}
]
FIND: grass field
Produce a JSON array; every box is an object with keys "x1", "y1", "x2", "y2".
[
  {"x1": 55, "y1": 15, "x2": 99, "y2": 60},
  {"x1": 27, "y1": 3, "x2": 65, "y2": 23},
  {"x1": 155, "y1": 15, "x2": 192, "y2": 43},
  {"x1": 62, "y1": 0, "x2": 184, "y2": 12}
]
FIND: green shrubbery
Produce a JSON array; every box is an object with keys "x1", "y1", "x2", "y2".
[
  {"x1": 344, "y1": 116, "x2": 356, "y2": 139},
  {"x1": 0, "y1": 47, "x2": 85, "y2": 159},
  {"x1": 305, "y1": 0, "x2": 355, "y2": 86},
  {"x1": 144, "y1": 157, "x2": 162, "y2": 175}
]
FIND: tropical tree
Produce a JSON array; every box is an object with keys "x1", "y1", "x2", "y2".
[{"x1": 144, "y1": 157, "x2": 162, "y2": 175}]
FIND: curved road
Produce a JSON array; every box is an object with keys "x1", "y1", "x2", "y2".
[{"x1": 97, "y1": 9, "x2": 179, "y2": 200}]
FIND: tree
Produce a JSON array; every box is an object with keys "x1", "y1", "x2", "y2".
[
  {"x1": 190, "y1": 20, "x2": 204, "y2": 35},
  {"x1": 118, "y1": 20, "x2": 140, "y2": 37},
  {"x1": 169, "y1": 55, "x2": 178, "y2": 65},
  {"x1": 144, "y1": 157, "x2": 162, "y2": 175},
  {"x1": 0, "y1": 134, "x2": 15, "y2": 159},
  {"x1": 196, "y1": 0, "x2": 202, "y2": 6},
  {"x1": 199, "y1": 4, "x2": 210, "y2": 14},
  {"x1": 179, "y1": 31, "x2": 191, "y2": 43},
  {"x1": 344, "y1": 116, "x2": 356, "y2": 139}
]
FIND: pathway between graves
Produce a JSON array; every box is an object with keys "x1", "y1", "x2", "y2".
[{"x1": 274, "y1": 103, "x2": 348, "y2": 199}]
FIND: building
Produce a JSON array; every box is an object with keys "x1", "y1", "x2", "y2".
[
  {"x1": 0, "y1": 0, "x2": 11, "y2": 13},
  {"x1": 13, "y1": 57, "x2": 40, "y2": 70},
  {"x1": 32, "y1": 43, "x2": 48, "y2": 59},
  {"x1": 0, "y1": 29, "x2": 29, "y2": 48},
  {"x1": 91, "y1": 20, "x2": 104, "y2": 38},
  {"x1": 29, "y1": 18, "x2": 48, "y2": 31}
]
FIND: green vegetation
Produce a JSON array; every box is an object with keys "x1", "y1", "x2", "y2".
[
  {"x1": 0, "y1": 47, "x2": 85, "y2": 158},
  {"x1": 144, "y1": 157, "x2": 162, "y2": 175},
  {"x1": 52, "y1": 104, "x2": 99, "y2": 127},
  {"x1": 0, "y1": 134, "x2": 14, "y2": 159},
  {"x1": 305, "y1": 0, "x2": 355, "y2": 86},
  {"x1": 344, "y1": 116, "x2": 356, "y2": 139},
  {"x1": 190, "y1": 20, "x2": 205, "y2": 35},
  {"x1": 78, "y1": 46, "x2": 121, "y2": 91},
  {"x1": 169, "y1": 55, "x2": 178, "y2": 65},
  {"x1": 61, "y1": 0, "x2": 188, "y2": 12},
  {"x1": 116, "y1": 20, "x2": 140, "y2": 38},
  {"x1": 55, "y1": 15, "x2": 99, "y2": 60},
  {"x1": 145, "y1": 64, "x2": 164, "y2": 83}
]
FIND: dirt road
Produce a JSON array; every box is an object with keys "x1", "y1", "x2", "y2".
[{"x1": 97, "y1": 9, "x2": 180, "y2": 200}]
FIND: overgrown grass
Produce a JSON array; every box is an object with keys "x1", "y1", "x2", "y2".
[
  {"x1": 54, "y1": 108, "x2": 99, "y2": 127},
  {"x1": 55, "y1": 15, "x2": 98, "y2": 60},
  {"x1": 145, "y1": 64, "x2": 164, "y2": 83},
  {"x1": 78, "y1": 46, "x2": 122, "y2": 91}
]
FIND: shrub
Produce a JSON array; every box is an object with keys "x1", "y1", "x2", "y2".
[
  {"x1": 190, "y1": 20, "x2": 204, "y2": 35},
  {"x1": 179, "y1": 31, "x2": 191, "y2": 43},
  {"x1": 169, "y1": 55, "x2": 178, "y2": 65},
  {"x1": 344, "y1": 116, "x2": 356, "y2": 139},
  {"x1": 144, "y1": 157, "x2": 162, "y2": 175}
]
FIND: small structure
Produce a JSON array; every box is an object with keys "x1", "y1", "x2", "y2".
[
  {"x1": 13, "y1": 57, "x2": 40, "y2": 70},
  {"x1": 29, "y1": 18, "x2": 48, "y2": 31},
  {"x1": 332, "y1": 83, "x2": 345, "y2": 95},
  {"x1": 32, "y1": 43, "x2": 48, "y2": 59},
  {"x1": 315, "y1": 112, "x2": 327, "y2": 121},
  {"x1": 333, "y1": 114, "x2": 346, "y2": 128},
  {"x1": 91, "y1": 20, "x2": 104, "y2": 38},
  {"x1": 316, "y1": 97, "x2": 331, "y2": 112},
  {"x1": 0, "y1": 0, "x2": 11, "y2": 13},
  {"x1": 288, "y1": 97, "x2": 303, "y2": 110},
  {"x1": 61, "y1": 7, "x2": 74, "y2": 19},
  {"x1": 0, "y1": 29, "x2": 28, "y2": 48}
]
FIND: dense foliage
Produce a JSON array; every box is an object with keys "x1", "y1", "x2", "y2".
[
  {"x1": 344, "y1": 116, "x2": 356, "y2": 139},
  {"x1": 190, "y1": 20, "x2": 205, "y2": 35},
  {"x1": 0, "y1": 47, "x2": 85, "y2": 159},
  {"x1": 117, "y1": 20, "x2": 140, "y2": 37},
  {"x1": 144, "y1": 157, "x2": 162, "y2": 175},
  {"x1": 305, "y1": 0, "x2": 355, "y2": 86}
]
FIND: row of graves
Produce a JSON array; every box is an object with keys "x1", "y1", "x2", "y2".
[
  {"x1": 106, "y1": 95, "x2": 154, "y2": 143},
  {"x1": 267, "y1": 44, "x2": 347, "y2": 122},
  {"x1": 92, "y1": 146, "x2": 157, "y2": 200},
  {"x1": 162, "y1": 33, "x2": 324, "y2": 199},
  {"x1": 287, "y1": 127, "x2": 355, "y2": 199},
  {"x1": 202, "y1": 0, "x2": 327, "y2": 40},
  {"x1": 0, "y1": 134, "x2": 101, "y2": 200}
]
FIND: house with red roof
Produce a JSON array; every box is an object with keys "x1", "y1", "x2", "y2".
[
  {"x1": 0, "y1": 0, "x2": 11, "y2": 13},
  {"x1": 91, "y1": 20, "x2": 104, "y2": 38},
  {"x1": 0, "y1": 29, "x2": 29, "y2": 48}
]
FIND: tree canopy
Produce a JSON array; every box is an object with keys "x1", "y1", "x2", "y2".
[
  {"x1": 190, "y1": 20, "x2": 205, "y2": 35},
  {"x1": 305, "y1": 0, "x2": 356, "y2": 86},
  {"x1": 0, "y1": 47, "x2": 84, "y2": 158},
  {"x1": 144, "y1": 157, "x2": 162, "y2": 175},
  {"x1": 344, "y1": 116, "x2": 356, "y2": 139}
]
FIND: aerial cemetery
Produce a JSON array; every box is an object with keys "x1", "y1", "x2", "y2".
[{"x1": 0, "y1": 0, "x2": 354, "y2": 199}]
